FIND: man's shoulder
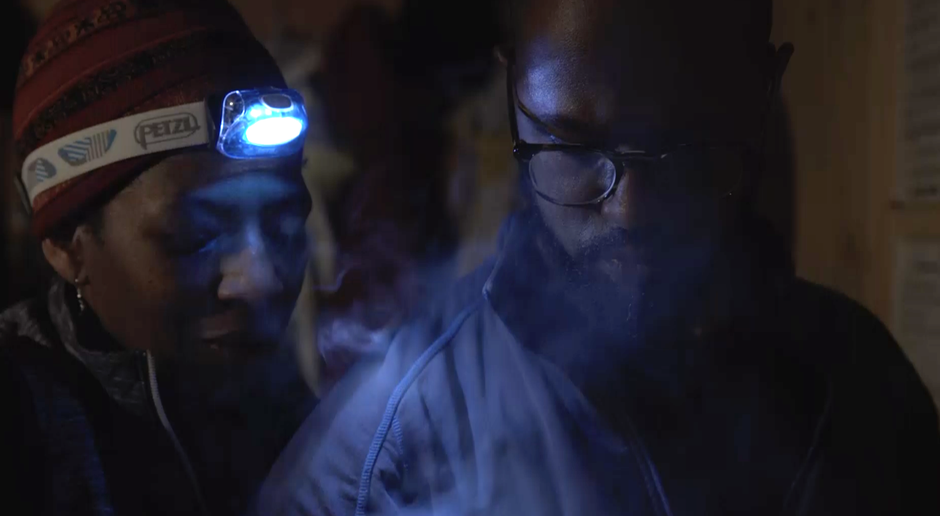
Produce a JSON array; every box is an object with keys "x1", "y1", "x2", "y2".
[
  {"x1": 419, "y1": 257, "x2": 497, "y2": 326},
  {"x1": 779, "y1": 278, "x2": 934, "y2": 409},
  {"x1": 381, "y1": 258, "x2": 498, "y2": 370},
  {"x1": 777, "y1": 277, "x2": 894, "y2": 355},
  {"x1": 310, "y1": 259, "x2": 497, "y2": 404},
  {"x1": 786, "y1": 278, "x2": 878, "y2": 319},
  {"x1": 780, "y1": 282, "x2": 940, "y2": 507},
  {"x1": 730, "y1": 277, "x2": 913, "y2": 420},
  {"x1": 264, "y1": 260, "x2": 501, "y2": 472},
  {"x1": 256, "y1": 261, "x2": 500, "y2": 514}
]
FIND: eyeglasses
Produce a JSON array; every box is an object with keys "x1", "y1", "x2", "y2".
[{"x1": 506, "y1": 68, "x2": 754, "y2": 207}]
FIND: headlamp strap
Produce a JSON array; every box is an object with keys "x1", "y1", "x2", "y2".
[{"x1": 20, "y1": 101, "x2": 208, "y2": 205}]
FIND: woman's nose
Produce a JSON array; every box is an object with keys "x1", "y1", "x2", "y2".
[{"x1": 217, "y1": 227, "x2": 283, "y2": 303}]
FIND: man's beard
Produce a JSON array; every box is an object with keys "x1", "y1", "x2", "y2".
[
  {"x1": 537, "y1": 219, "x2": 717, "y2": 338},
  {"x1": 520, "y1": 209, "x2": 723, "y2": 387}
]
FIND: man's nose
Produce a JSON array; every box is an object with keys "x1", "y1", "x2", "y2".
[
  {"x1": 599, "y1": 166, "x2": 653, "y2": 230},
  {"x1": 218, "y1": 226, "x2": 283, "y2": 302}
]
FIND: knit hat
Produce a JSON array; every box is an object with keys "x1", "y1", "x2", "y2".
[{"x1": 13, "y1": 0, "x2": 286, "y2": 237}]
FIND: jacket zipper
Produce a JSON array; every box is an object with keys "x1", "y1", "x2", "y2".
[
  {"x1": 144, "y1": 351, "x2": 210, "y2": 515},
  {"x1": 618, "y1": 412, "x2": 675, "y2": 516}
]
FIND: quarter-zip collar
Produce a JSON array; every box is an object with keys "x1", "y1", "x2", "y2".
[{"x1": 46, "y1": 279, "x2": 153, "y2": 420}]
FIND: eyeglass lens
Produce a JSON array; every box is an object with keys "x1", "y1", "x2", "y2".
[
  {"x1": 529, "y1": 150, "x2": 618, "y2": 205},
  {"x1": 528, "y1": 147, "x2": 745, "y2": 205}
]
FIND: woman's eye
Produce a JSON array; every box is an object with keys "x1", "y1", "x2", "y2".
[
  {"x1": 267, "y1": 211, "x2": 306, "y2": 238},
  {"x1": 166, "y1": 229, "x2": 219, "y2": 255},
  {"x1": 279, "y1": 215, "x2": 306, "y2": 236}
]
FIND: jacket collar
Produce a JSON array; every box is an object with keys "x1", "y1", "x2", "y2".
[{"x1": 47, "y1": 279, "x2": 153, "y2": 419}]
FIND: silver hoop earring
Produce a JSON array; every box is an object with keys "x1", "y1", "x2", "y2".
[{"x1": 75, "y1": 279, "x2": 86, "y2": 313}]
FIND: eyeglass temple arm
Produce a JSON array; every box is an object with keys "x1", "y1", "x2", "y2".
[{"x1": 771, "y1": 43, "x2": 794, "y2": 97}]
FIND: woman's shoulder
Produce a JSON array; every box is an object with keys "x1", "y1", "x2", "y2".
[
  {"x1": 0, "y1": 286, "x2": 102, "y2": 429},
  {"x1": 0, "y1": 284, "x2": 62, "y2": 352},
  {"x1": 0, "y1": 293, "x2": 63, "y2": 388}
]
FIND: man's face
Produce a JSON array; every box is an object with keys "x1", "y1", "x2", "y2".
[
  {"x1": 80, "y1": 150, "x2": 311, "y2": 364},
  {"x1": 513, "y1": 0, "x2": 766, "y2": 298}
]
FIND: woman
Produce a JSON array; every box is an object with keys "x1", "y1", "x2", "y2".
[{"x1": 0, "y1": 1, "x2": 315, "y2": 514}]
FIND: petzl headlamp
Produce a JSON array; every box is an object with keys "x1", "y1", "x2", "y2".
[{"x1": 18, "y1": 87, "x2": 308, "y2": 207}]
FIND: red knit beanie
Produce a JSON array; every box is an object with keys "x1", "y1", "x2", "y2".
[{"x1": 13, "y1": 0, "x2": 286, "y2": 237}]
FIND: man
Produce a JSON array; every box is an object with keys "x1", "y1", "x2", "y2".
[
  {"x1": 0, "y1": 1, "x2": 315, "y2": 514},
  {"x1": 260, "y1": 0, "x2": 940, "y2": 514}
]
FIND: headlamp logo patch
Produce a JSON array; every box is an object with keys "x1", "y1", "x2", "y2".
[
  {"x1": 134, "y1": 112, "x2": 200, "y2": 150},
  {"x1": 58, "y1": 129, "x2": 116, "y2": 166},
  {"x1": 26, "y1": 158, "x2": 56, "y2": 191}
]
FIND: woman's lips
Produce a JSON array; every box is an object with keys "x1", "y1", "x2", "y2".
[
  {"x1": 198, "y1": 310, "x2": 252, "y2": 344},
  {"x1": 191, "y1": 306, "x2": 288, "y2": 360}
]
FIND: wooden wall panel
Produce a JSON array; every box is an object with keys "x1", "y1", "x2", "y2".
[
  {"x1": 776, "y1": 0, "x2": 940, "y2": 400},
  {"x1": 774, "y1": 0, "x2": 892, "y2": 322}
]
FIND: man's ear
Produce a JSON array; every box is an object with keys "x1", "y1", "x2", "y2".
[
  {"x1": 765, "y1": 42, "x2": 794, "y2": 98},
  {"x1": 495, "y1": 45, "x2": 511, "y2": 67},
  {"x1": 41, "y1": 227, "x2": 92, "y2": 284}
]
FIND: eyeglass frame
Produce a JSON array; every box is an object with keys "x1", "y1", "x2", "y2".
[{"x1": 505, "y1": 63, "x2": 757, "y2": 207}]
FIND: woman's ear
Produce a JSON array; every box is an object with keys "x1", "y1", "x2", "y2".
[{"x1": 41, "y1": 228, "x2": 92, "y2": 284}]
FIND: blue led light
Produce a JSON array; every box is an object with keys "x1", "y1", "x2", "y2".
[
  {"x1": 217, "y1": 88, "x2": 307, "y2": 159},
  {"x1": 244, "y1": 117, "x2": 304, "y2": 146}
]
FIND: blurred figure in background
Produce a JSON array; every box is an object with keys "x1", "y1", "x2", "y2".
[
  {"x1": 0, "y1": 1, "x2": 38, "y2": 308},
  {"x1": 260, "y1": 0, "x2": 940, "y2": 514},
  {"x1": 0, "y1": 1, "x2": 315, "y2": 514},
  {"x1": 311, "y1": 0, "x2": 501, "y2": 389}
]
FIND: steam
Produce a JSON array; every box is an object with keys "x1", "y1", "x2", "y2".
[{"x1": 310, "y1": 264, "x2": 352, "y2": 294}]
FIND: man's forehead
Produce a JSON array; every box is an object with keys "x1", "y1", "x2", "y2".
[
  {"x1": 514, "y1": 0, "x2": 771, "y2": 49},
  {"x1": 511, "y1": 0, "x2": 772, "y2": 142},
  {"x1": 514, "y1": 26, "x2": 769, "y2": 145},
  {"x1": 516, "y1": 59, "x2": 734, "y2": 149}
]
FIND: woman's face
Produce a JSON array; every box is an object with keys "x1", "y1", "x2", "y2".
[{"x1": 73, "y1": 150, "x2": 311, "y2": 364}]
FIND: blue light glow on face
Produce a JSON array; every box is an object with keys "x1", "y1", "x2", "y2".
[
  {"x1": 249, "y1": 108, "x2": 262, "y2": 118},
  {"x1": 244, "y1": 117, "x2": 304, "y2": 146}
]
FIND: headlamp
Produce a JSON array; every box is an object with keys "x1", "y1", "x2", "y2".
[
  {"x1": 18, "y1": 87, "x2": 308, "y2": 207},
  {"x1": 215, "y1": 89, "x2": 307, "y2": 158}
]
